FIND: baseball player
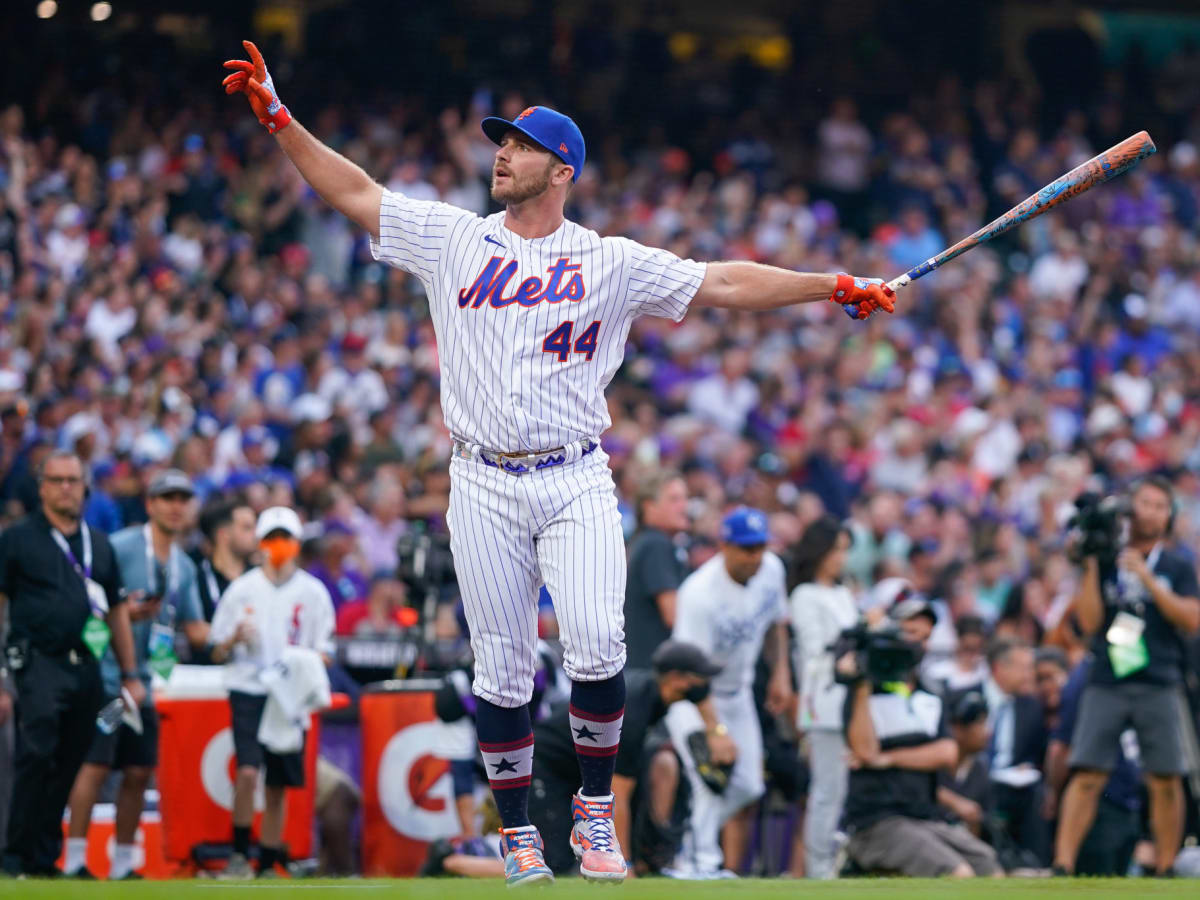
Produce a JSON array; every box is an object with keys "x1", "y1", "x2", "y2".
[
  {"x1": 667, "y1": 507, "x2": 792, "y2": 876},
  {"x1": 223, "y1": 41, "x2": 893, "y2": 886}
]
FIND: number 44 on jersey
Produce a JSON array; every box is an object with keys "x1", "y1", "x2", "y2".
[{"x1": 542, "y1": 320, "x2": 600, "y2": 362}]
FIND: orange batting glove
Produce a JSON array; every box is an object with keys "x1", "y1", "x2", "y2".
[
  {"x1": 830, "y1": 273, "x2": 896, "y2": 320},
  {"x1": 222, "y1": 40, "x2": 292, "y2": 134}
]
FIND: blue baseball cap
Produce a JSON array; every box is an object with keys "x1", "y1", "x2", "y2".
[
  {"x1": 721, "y1": 506, "x2": 769, "y2": 546},
  {"x1": 481, "y1": 106, "x2": 586, "y2": 183}
]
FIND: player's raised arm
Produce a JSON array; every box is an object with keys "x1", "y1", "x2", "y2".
[
  {"x1": 693, "y1": 261, "x2": 895, "y2": 320},
  {"x1": 222, "y1": 41, "x2": 382, "y2": 239}
]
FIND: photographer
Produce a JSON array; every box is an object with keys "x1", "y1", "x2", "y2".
[
  {"x1": 840, "y1": 625, "x2": 1001, "y2": 878},
  {"x1": 1053, "y1": 478, "x2": 1200, "y2": 877}
]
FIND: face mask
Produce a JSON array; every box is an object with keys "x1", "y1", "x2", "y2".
[
  {"x1": 684, "y1": 681, "x2": 711, "y2": 704},
  {"x1": 260, "y1": 536, "x2": 300, "y2": 569}
]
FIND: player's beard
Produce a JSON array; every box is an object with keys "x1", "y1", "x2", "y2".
[{"x1": 491, "y1": 160, "x2": 554, "y2": 204}]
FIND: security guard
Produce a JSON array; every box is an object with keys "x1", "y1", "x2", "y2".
[{"x1": 0, "y1": 450, "x2": 142, "y2": 877}]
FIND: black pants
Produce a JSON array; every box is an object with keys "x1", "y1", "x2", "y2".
[
  {"x1": 992, "y1": 783, "x2": 1052, "y2": 866},
  {"x1": 1076, "y1": 797, "x2": 1140, "y2": 877},
  {"x1": 4, "y1": 649, "x2": 103, "y2": 875}
]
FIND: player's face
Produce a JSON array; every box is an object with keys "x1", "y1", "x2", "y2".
[
  {"x1": 492, "y1": 132, "x2": 558, "y2": 204},
  {"x1": 723, "y1": 542, "x2": 766, "y2": 585},
  {"x1": 39, "y1": 456, "x2": 86, "y2": 520},
  {"x1": 148, "y1": 491, "x2": 193, "y2": 536}
]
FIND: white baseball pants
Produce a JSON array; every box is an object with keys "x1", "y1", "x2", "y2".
[
  {"x1": 666, "y1": 691, "x2": 765, "y2": 874},
  {"x1": 447, "y1": 447, "x2": 626, "y2": 707}
]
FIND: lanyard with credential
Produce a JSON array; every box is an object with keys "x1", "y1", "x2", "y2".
[
  {"x1": 143, "y1": 523, "x2": 181, "y2": 627},
  {"x1": 51, "y1": 523, "x2": 103, "y2": 615},
  {"x1": 201, "y1": 559, "x2": 222, "y2": 611}
]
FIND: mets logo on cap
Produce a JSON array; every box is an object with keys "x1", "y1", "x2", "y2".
[{"x1": 480, "y1": 106, "x2": 587, "y2": 183}]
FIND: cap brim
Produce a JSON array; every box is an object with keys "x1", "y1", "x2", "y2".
[
  {"x1": 726, "y1": 537, "x2": 768, "y2": 547},
  {"x1": 150, "y1": 485, "x2": 195, "y2": 498},
  {"x1": 481, "y1": 117, "x2": 569, "y2": 165}
]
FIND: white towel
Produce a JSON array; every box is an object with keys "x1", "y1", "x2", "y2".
[{"x1": 257, "y1": 646, "x2": 331, "y2": 753}]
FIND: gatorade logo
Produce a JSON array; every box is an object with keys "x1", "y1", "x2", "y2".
[
  {"x1": 378, "y1": 721, "x2": 459, "y2": 841},
  {"x1": 200, "y1": 727, "x2": 264, "y2": 812}
]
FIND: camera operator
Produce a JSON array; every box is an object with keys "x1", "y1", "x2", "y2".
[
  {"x1": 1053, "y1": 477, "x2": 1200, "y2": 877},
  {"x1": 839, "y1": 625, "x2": 1001, "y2": 878}
]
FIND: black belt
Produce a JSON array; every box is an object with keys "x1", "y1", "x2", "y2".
[{"x1": 32, "y1": 645, "x2": 92, "y2": 665}]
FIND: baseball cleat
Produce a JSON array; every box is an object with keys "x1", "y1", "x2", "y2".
[
  {"x1": 570, "y1": 792, "x2": 628, "y2": 882},
  {"x1": 500, "y1": 825, "x2": 554, "y2": 887}
]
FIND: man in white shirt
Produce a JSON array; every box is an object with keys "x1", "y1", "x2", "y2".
[
  {"x1": 209, "y1": 506, "x2": 334, "y2": 878},
  {"x1": 669, "y1": 507, "x2": 792, "y2": 876}
]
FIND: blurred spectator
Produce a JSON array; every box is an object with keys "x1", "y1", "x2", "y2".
[
  {"x1": 926, "y1": 614, "x2": 988, "y2": 694},
  {"x1": 351, "y1": 480, "x2": 408, "y2": 578},
  {"x1": 787, "y1": 515, "x2": 856, "y2": 879},
  {"x1": 335, "y1": 575, "x2": 415, "y2": 637},
  {"x1": 193, "y1": 497, "x2": 259, "y2": 624},
  {"x1": 623, "y1": 470, "x2": 690, "y2": 670},
  {"x1": 1033, "y1": 647, "x2": 1069, "y2": 737},
  {"x1": 937, "y1": 690, "x2": 991, "y2": 838},
  {"x1": 308, "y1": 521, "x2": 369, "y2": 612},
  {"x1": 984, "y1": 638, "x2": 1050, "y2": 866}
]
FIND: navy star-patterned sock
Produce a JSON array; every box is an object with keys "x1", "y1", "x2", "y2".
[
  {"x1": 476, "y1": 698, "x2": 534, "y2": 828},
  {"x1": 569, "y1": 672, "x2": 626, "y2": 798}
]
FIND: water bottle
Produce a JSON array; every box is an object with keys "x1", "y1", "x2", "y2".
[{"x1": 96, "y1": 697, "x2": 124, "y2": 735}]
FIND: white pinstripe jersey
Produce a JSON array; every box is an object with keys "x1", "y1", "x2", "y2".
[{"x1": 369, "y1": 189, "x2": 708, "y2": 451}]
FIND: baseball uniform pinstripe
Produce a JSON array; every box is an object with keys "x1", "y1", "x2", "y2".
[{"x1": 370, "y1": 189, "x2": 706, "y2": 706}]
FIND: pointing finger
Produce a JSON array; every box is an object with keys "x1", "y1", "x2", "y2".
[
  {"x1": 243, "y1": 40, "x2": 267, "y2": 81},
  {"x1": 223, "y1": 60, "x2": 254, "y2": 73}
]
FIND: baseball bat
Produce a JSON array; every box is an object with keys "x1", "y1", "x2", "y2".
[{"x1": 887, "y1": 130, "x2": 1156, "y2": 293}]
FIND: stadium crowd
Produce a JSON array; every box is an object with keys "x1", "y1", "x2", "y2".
[{"x1": 1, "y1": 20, "x2": 1200, "y2": 880}]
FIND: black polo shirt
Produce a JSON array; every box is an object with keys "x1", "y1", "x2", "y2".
[
  {"x1": 1091, "y1": 546, "x2": 1200, "y2": 686},
  {"x1": 623, "y1": 528, "x2": 689, "y2": 669},
  {"x1": 0, "y1": 510, "x2": 124, "y2": 655},
  {"x1": 533, "y1": 669, "x2": 667, "y2": 784}
]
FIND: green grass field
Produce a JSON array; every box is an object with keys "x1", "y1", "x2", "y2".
[{"x1": 0, "y1": 879, "x2": 1197, "y2": 899}]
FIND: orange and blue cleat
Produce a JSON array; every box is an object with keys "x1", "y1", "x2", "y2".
[
  {"x1": 569, "y1": 793, "x2": 628, "y2": 882},
  {"x1": 500, "y1": 825, "x2": 554, "y2": 887}
]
